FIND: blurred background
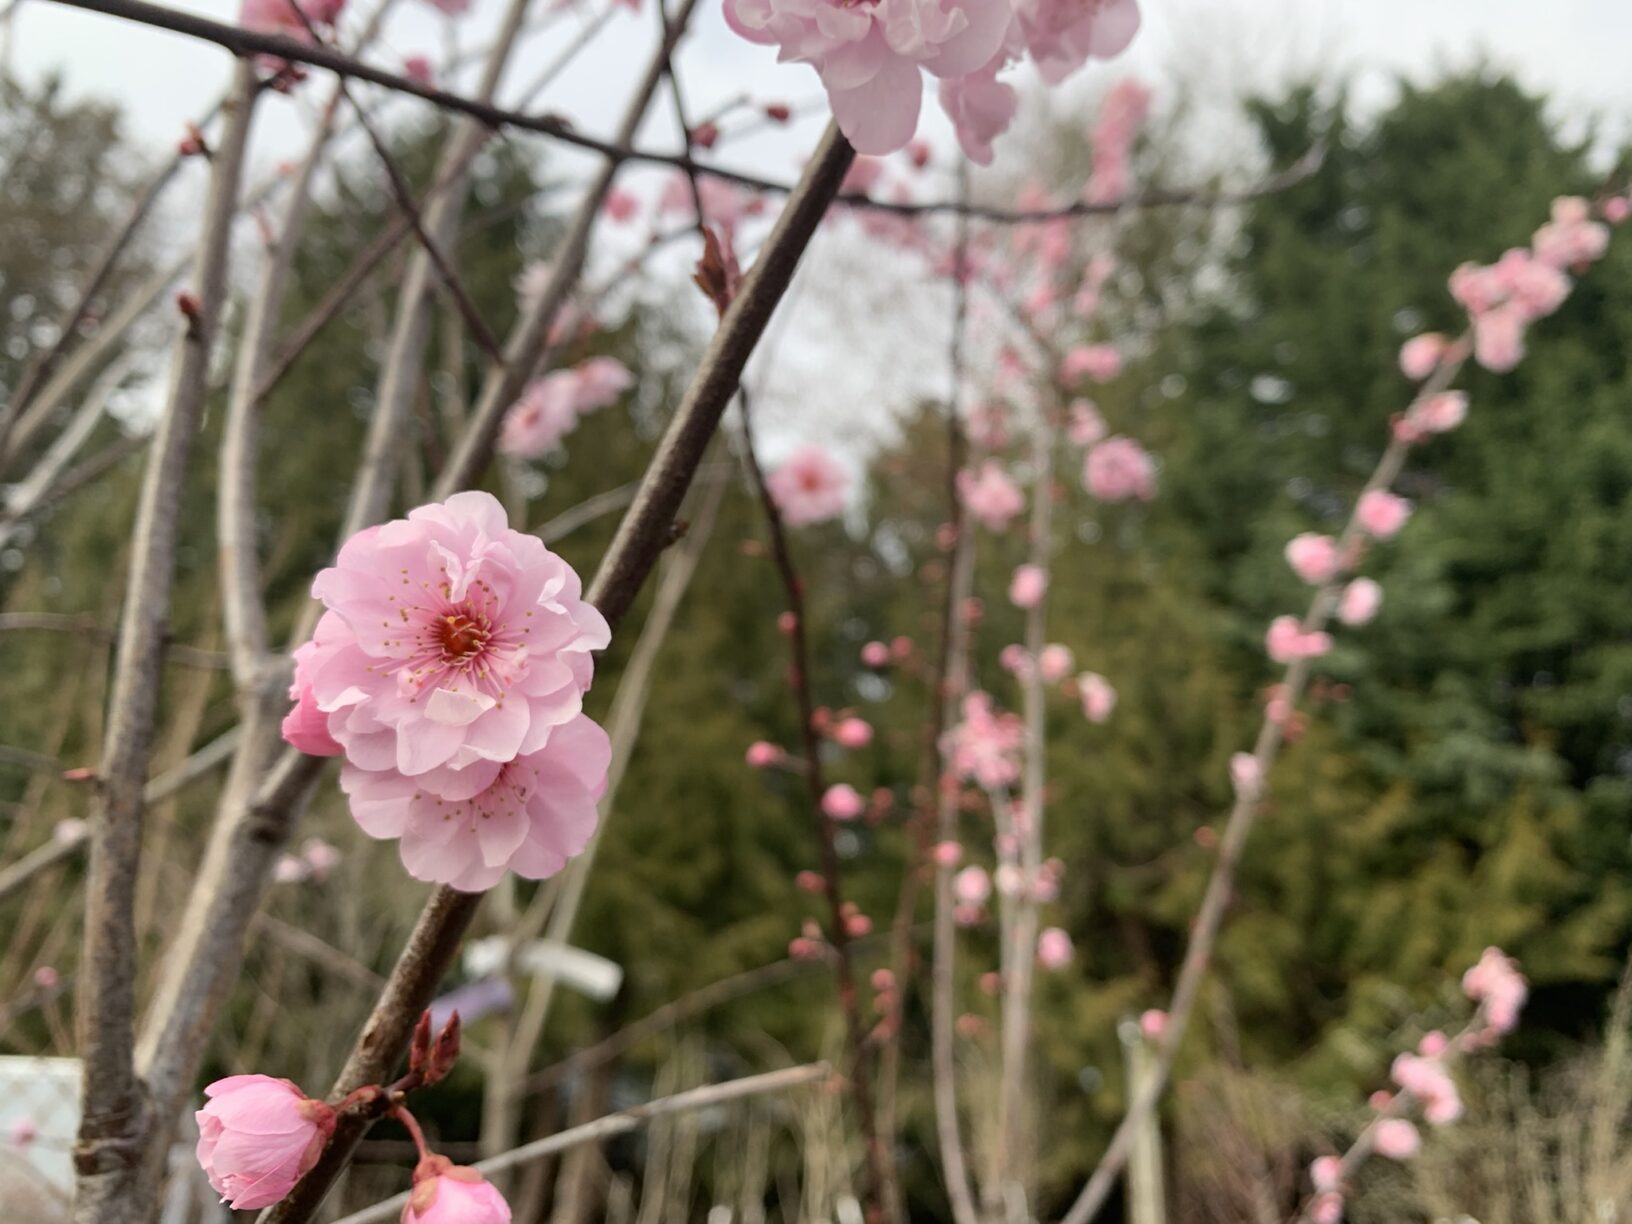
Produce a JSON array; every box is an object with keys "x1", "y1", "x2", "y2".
[{"x1": 3, "y1": 1, "x2": 1632, "y2": 1221}]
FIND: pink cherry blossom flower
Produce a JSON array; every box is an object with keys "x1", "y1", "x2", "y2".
[
  {"x1": 54, "y1": 817, "x2": 88, "y2": 843},
  {"x1": 1083, "y1": 436, "x2": 1156, "y2": 502},
  {"x1": 821, "y1": 783, "x2": 865, "y2": 821},
  {"x1": 1398, "y1": 332, "x2": 1449, "y2": 380},
  {"x1": 1418, "y1": 1030, "x2": 1449, "y2": 1058},
  {"x1": 1462, "y1": 946, "x2": 1527, "y2": 1035},
  {"x1": 1266, "y1": 615, "x2": 1332, "y2": 665},
  {"x1": 1337, "y1": 577, "x2": 1382, "y2": 626},
  {"x1": 404, "y1": 1158, "x2": 511, "y2": 1223},
  {"x1": 1605, "y1": 197, "x2": 1631, "y2": 225},
  {"x1": 1068, "y1": 399, "x2": 1107, "y2": 446},
  {"x1": 1356, "y1": 490, "x2": 1411, "y2": 540},
  {"x1": 746, "y1": 741, "x2": 783, "y2": 768},
  {"x1": 1037, "y1": 643, "x2": 1074, "y2": 683},
  {"x1": 300, "y1": 837, "x2": 341, "y2": 880},
  {"x1": 1009, "y1": 563, "x2": 1047, "y2": 609},
  {"x1": 957, "y1": 461, "x2": 1025, "y2": 531},
  {"x1": 723, "y1": 0, "x2": 1014, "y2": 156},
  {"x1": 32, "y1": 966, "x2": 59, "y2": 990},
  {"x1": 1473, "y1": 304, "x2": 1526, "y2": 372},
  {"x1": 999, "y1": 644, "x2": 1031, "y2": 677},
  {"x1": 499, "y1": 375, "x2": 581, "y2": 459},
  {"x1": 860, "y1": 640, "x2": 890, "y2": 669},
  {"x1": 296, "y1": 492, "x2": 608, "y2": 785},
  {"x1": 1086, "y1": 78, "x2": 1151, "y2": 204},
  {"x1": 1229, "y1": 752, "x2": 1262, "y2": 800},
  {"x1": 569, "y1": 357, "x2": 634, "y2": 414},
  {"x1": 403, "y1": 55, "x2": 434, "y2": 84},
  {"x1": 942, "y1": 691, "x2": 1023, "y2": 787},
  {"x1": 1138, "y1": 1008, "x2": 1167, "y2": 1041},
  {"x1": 1060, "y1": 343, "x2": 1122, "y2": 384},
  {"x1": 1372, "y1": 1117, "x2": 1421, "y2": 1161},
  {"x1": 1078, "y1": 672, "x2": 1116, "y2": 723},
  {"x1": 833, "y1": 717, "x2": 874, "y2": 748},
  {"x1": 341, "y1": 714, "x2": 608, "y2": 892},
  {"x1": 1532, "y1": 196, "x2": 1609, "y2": 268},
  {"x1": 1405, "y1": 390, "x2": 1468, "y2": 436},
  {"x1": 767, "y1": 445, "x2": 849, "y2": 527},
  {"x1": 994, "y1": 863, "x2": 1024, "y2": 896},
  {"x1": 1014, "y1": 0, "x2": 1140, "y2": 86},
  {"x1": 1310, "y1": 1155, "x2": 1342, "y2": 1193},
  {"x1": 938, "y1": 57, "x2": 1018, "y2": 166},
  {"x1": 195, "y1": 1075, "x2": 336, "y2": 1210},
  {"x1": 1390, "y1": 1054, "x2": 1463, "y2": 1126},
  {"x1": 273, "y1": 855, "x2": 309, "y2": 884},
  {"x1": 602, "y1": 188, "x2": 640, "y2": 223},
  {"x1": 239, "y1": 0, "x2": 344, "y2": 39},
  {"x1": 953, "y1": 864, "x2": 991, "y2": 906},
  {"x1": 1036, "y1": 927, "x2": 1074, "y2": 970},
  {"x1": 1285, "y1": 533, "x2": 1341, "y2": 585},
  {"x1": 282, "y1": 636, "x2": 343, "y2": 757},
  {"x1": 931, "y1": 840, "x2": 962, "y2": 868},
  {"x1": 1309, "y1": 1192, "x2": 1344, "y2": 1224}
]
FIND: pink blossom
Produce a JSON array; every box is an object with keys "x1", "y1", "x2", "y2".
[
  {"x1": 1337, "y1": 577, "x2": 1382, "y2": 627},
  {"x1": 723, "y1": 0, "x2": 1014, "y2": 156},
  {"x1": 195, "y1": 1075, "x2": 336, "y2": 1210},
  {"x1": 239, "y1": 0, "x2": 344, "y2": 39},
  {"x1": 32, "y1": 965, "x2": 59, "y2": 990},
  {"x1": 1309, "y1": 1192, "x2": 1345, "y2": 1224},
  {"x1": 300, "y1": 837, "x2": 341, "y2": 880},
  {"x1": 1391, "y1": 1054, "x2": 1463, "y2": 1126},
  {"x1": 861, "y1": 640, "x2": 891, "y2": 668},
  {"x1": 1355, "y1": 490, "x2": 1411, "y2": 540},
  {"x1": 273, "y1": 855, "x2": 309, "y2": 884},
  {"x1": 342, "y1": 714, "x2": 608, "y2": 892},
  {"x1": 1398, "y1": 332, "x2": 1449, "y2": 381},
  {"x1": 931, "y1": 840, "x2": 962, "y2": 868},
  {"x1": 1068, "y1": 399, "x2": 1106, "y2": 446},
  {"x1": 953, "y1": 864, "x2": 991, "y2": 906},
  {"x1": 1138, "y1": 1008, "x2": 1167, "y2": 1041},
  {"x1": 938, "y1": 58, "x2": 1018, "y2": 166},
  {"x1": 1060, "y1": 343, "x2": 1122, "y2": 384},
  {"x1": 821, "y1": 783, "x2": 865, "y2": 821},
  {"x1": 297, "y1": 493, "x2": 608, "y2": 785},
  {"x1": 602, "y1": 188, "x2": 640, "y2": 223},
  {"x1": 1014, "y1": 0, "x2": 1141, "y2": 86},
  {"x1": 999, "y1": 644, "x2": 1032, "y2": 678},
  {"x1": 1009, "y1": 563, "x2": 1048, "y2": 609},
  {"x1": 1083, "y1": 436, "x2": 1155, "y2": 502},
  {"x1": 957, "y1": 461, "x2": 1025, "y2": 531},
  {"x1": 1036, "y1": 927, "x2": 1074, "y2": 970},
  {"x1": 942, "y1": 691, "x2": 1023, "y2": 787},
  {"x1": 1533, "y1": 196, "x2": 1609, "y2": 268},
  {"x1": 1309, "y1": 1156, "x2": 1342, "y2": 1193},
  {"x1": 1405, "y1": 390, "x2": 1468, "y2": 436},
  {"x1": 1372, "y1": 1118, "x2": 1421, "y2": 1161},
  {"x1": 1285, "y1": 533, "x2": 1341, "y2": 585},
  {"x1": 1473, "y1": 304, "x2": 1526, "y2": 373},
  {"x1": 767, "y1": 445, "x2": 849, "y2": 527},
  {"x1": 833, "y1": 717, "x2": 874, "y2": 749},
  {"x1": 1266, "y1": 615, "x2": 1331, "y2": 665},
  {"x1": 994, "y1": 863, "x2": 1024, "y2": 896},
  {"x1": 1078, "y1": 672, "x2": 1116, "y2": 723},
  {"x1": 871, "y1": 967, "x2": 896, "y2": 992},
  {"x1": 1229, "y1": 752, "x2": 1262, "y2": 800},
  {"x1": 1037, "y1": 643, "x2": 1074, "y2": 683},
  {"x1": 1418, "y1": 1030, "x2": 1449, "y2": 1058},
  {"x1": 498, "y1": 376, "x2": 579, "y2": 459},
  {"x1": 282, "y1": 637, "x2": 343, "y2": 757},
  {"x1": 1462, "y1": 946, "x2": 1527, "y2": 1035},
  {"x1": 746, "y1": 741, "x2": 783, "y2": 768},
  {"x1": 569, "y1": 357, "x2": 634, "y2": 414},
  {"x1": 1086, "y1": 78, "x2": 1151, "y2": 204},
  {"x1": 1605, "y1": 197, "x2": 1631, "y2": 225},
  {"x1": 403, "y1": 55, "x2": 434, "y2": 84},
  {"x1": 404, "y1": 1159, "x2": 511, "y2": 1223}
]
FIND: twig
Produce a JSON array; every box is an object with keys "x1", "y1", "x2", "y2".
[
  {"x1": 1059, "y1": 349, "x2": 1471, "y2": 1224},
  {"x1": 0, "y1": 613, "x2": 229, "y2": 670},
  {"x1": 70, "y1": 61, "x2": 259, "y2": 1224},
  {"x1": 250, "y1": 913, "x2": 385, "y2": 992},
  {"x1": 736, "y1": 390, "x2": 892, "y2": 1221},
  {"x1": 35, "y1": 0, "x2": 1324, "y2": 226},
  {"x1": 332, "y1": 1064, "x2": 833, "y2": 1224}
]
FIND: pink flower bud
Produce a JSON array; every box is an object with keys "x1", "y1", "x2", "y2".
[
  {"x1": 1309, "y1": 1155, "x2": 1342, "y2": 1193},
  {"x1": 890, "y1": 635, "x2": 914, "y2": 661},
  {"x1": 1356, "y1": 490, "x2": 1411, "y2": 540},
  {"x1": 861, "y1": 641, "x2": 890, "y2": 668},
  {"x1": 1405, "y1": 390, "x2": 1468, "y2": 436},
  {"x1": 845, "y1": 913, "x2": 872, "y2": 937},
  {"x1": 833, "y1": 717, "x2": 873, "y2": 749},
  {"x1": 1138, "y1": 1008, "x2": 1167, "y2": 1041},
  {"x1": 1605, "y1": 196, "x2": 1631, "y2": 225},
  {"x1": 1337, "y1": 577, "x2": 1382, "y2": 626},
  {"x1": 776, "y1": 611, "x2": 798, "y2": 635},
  {"x1": 1310, "y1": 1191, "x2": 1344, "y2": 1224},
  {"x1": 1398, "y1": 332, "x2": 1448, "y2": 381},
  {"x1": 404, "y1": 1157, "x2": 511, "y2": 1223},
  {"x1": 1009, "y1": 564, "x2": 1048, "y2": 609},
  {"x1": 32, "y1": 966, "x2": 59, "y2": 991},
  {"x1": 795, "y1": 870, "x2": 824, "y2": 893},
  {"x1": 1285, "y1": 533, "x2": 1341, "y2": 585},
  {"x1": 745, "y1": 741, "x2": 783, "y2": 769},
  {"x1": 1078, "y1": 672, "x2": 1117, "y2": 723},
  {"x1": 1037, "y1": 643, "x2": 1074, "y2": 683},
  {"x1": 195, "y1": 1075, "x2": 336, "y2": 1210},
  {"x1": 870, "y1": 968, "x2": 895, "y2": 992},
  {"x1": 931, "y1": 841, "x2": 962, "y2": 868},
  {"x1": 820, "y1": 784, "x2": 865, "y2": 821},
  {"x1": 953, "y1": 865, "x2": 991, "y2": 906},
  {"x1": 1417, "y1": 1030, "x2": 1448, "y2": 1057},
  {"x1": 1372, "y1": 1118, "x2": 1421, "y2": 1161},
  {"x1": 1036, "y1": 927, "x2": 1074, "y2": 970}
]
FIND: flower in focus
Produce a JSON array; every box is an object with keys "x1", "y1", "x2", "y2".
[
  {"x1": 767, "y1": 445, "x2": 849, "y2": 527},
  {"x1": 938, "y1": 58, "x2": 1018, "y2": 166},
  {"x1": 195, "y1": 1075, "x2": 336, "y2": 1210},
  {"x1": 1083, "y1": 436, "x2": 1155, "y2": 502},
  {"x1": 404, "y1": 1157, "x2": 511, "y2": 1223}
]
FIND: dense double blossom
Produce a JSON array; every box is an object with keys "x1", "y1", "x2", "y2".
[{"x1": 284, "y1": 492, "x2": 611, "y2": 891}]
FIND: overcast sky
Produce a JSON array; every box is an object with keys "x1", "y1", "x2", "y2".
[{"x1": 8, "y1": 0, "x2": 1631, "y2": 461}]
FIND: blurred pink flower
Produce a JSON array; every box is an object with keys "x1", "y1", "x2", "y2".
[
  {"x1": 942, "y1": 691, "x2": 1023, "y2": 787},
  {"x1": 1067, "y1": 398, "x2": 1107, "y2": 446},
  {"x1": 1036, "y1": 926, "x2": 1074, "y2": 970},
  {"x1": 1083, "y1": 436, "x2": 1155, "y2": 502},
  {"x1": 1285, "y1": 533, "x2": 1341, "y2": 585},
  {"x1": 1355, "y1": 490, "x2": 1411, "y2": 540},
  {"x1": 953, "y1": 864, "x2": 990, "y2": 906},
  {"x1": 746, "y1": 741, "x2": 783, "y2": 768},
  {"x1": 861, "y1": 640, "x2": 891, "y2": 668},
  {"x1": 957, "y1": 461, "x2": 1025, "y2": 531},
  {"x1": 1462, "y1": 946, "x2": 1527, "y2": 1035},
  {"x1": 1405, "y1": 390, "x2": 1468, "y2": 436},
  {"x1": 768, "y1": 445, "x2": 849, "y2": 527},
  {"x1": 1078, "y1": 672, "x2": 1116, "y2": 723},
  {"x1": 821, "y1": 783, "x2": 865, "y2": 821},
  {"x1": 1009, "y1": 563, "x2": 1047, "y2": 609},
  {"x1": 1398, "y1": 332, "x2": 1449, "y2": 381},
  {"x1": 1138, "y1": 1008, "x2": 1167, "y2": 1041},
  {"x1": 1015, "y1": 0, "x2": 1140, "y2": 85},
  {"x1": 1373, "y1": 1118, "x2": 1421, "y2": 1160},
  {"x1": 1266, "y1": 615, "x2": 1331, "y2": 664},
  {"x1": 1060, "y1": 343, "x2": 1122, "y2": 384},
  {"x1": 1037, "y1": 643, "x2": 1074, "y2": 683},
  {"x1": 931, "y1": 840, "x2": 962, "y2": 868},
  {"x1": 1309, "y1": 1191, "x2": 1344, "y2": 1224},
  {"x1": 1229, "y1": 752, "x2": 1262, "y2": 800},
  {"x1": 1085, "y1": 78, "x2": 1151, "y2": 204},
  {"x1": 833, "y1": 717, "x2": 874, "y2": 749},
  {"x1": 1391, "y1": 1054, "x2": 1463, "y2": 1126},
  {"x1": 195, "y1": 1075, "x2": 335, "y2": 1210},
  {"x1": 1337, "y1": 577, "x2": 1382, "y2": 627}
]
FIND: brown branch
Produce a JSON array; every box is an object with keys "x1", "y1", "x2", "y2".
[
  {"x1": 736, "y1": 390, "x2": 892, "y2": 1221},
  {"x1": 70, "y1": 61, "x2": 260, "y2": 1224},
  {"x1": 260, "y1": 118, "x2": 855, "y2": 1224},
  {"x1": 34, "y1": 0, "x2": 1323, "y2": 225}
]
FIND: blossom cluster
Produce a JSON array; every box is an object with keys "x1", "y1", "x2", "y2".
[
  {"x1": 725, "y1": 0, "x2": 1140, "y2": 159},
  {"x1": 281, "y1": 492, "x2": 611, "y2": 892},
  {"x1": 499, "y1": 356, "x2": 633, "y2": 460}
]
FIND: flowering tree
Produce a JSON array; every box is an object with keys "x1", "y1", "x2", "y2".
[{"x1": 0, "y1": 1, "x2": 1628, "y2": 1222}]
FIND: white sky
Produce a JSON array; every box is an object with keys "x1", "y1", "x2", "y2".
[{"x1": 7, "y1": 0, "x2": 1632, "y2": 462}]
